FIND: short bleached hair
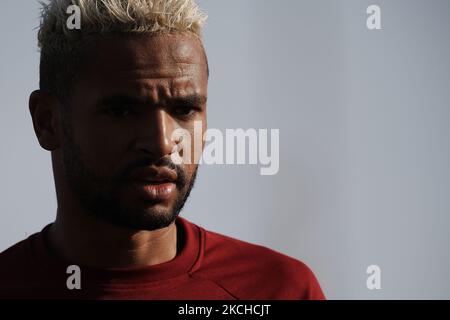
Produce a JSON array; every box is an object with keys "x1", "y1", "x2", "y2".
[{"x1": 37, "y1": 0, "x2": 208, "y2": 104}]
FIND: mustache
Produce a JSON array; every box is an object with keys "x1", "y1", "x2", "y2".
[{"x1": 117, "y1": 156, "x2": 187, "y2": 189}]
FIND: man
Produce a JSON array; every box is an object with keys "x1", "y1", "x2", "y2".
[{"x1": 0, "y1": 0, "x2": 324, "y2": 299}]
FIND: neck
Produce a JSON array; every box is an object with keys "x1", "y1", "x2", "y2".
[{"x1": 48, "y1": 204, "x2": 178, "y2": 269}]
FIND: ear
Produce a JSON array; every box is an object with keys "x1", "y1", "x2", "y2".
[{"x1": 29, "y1": 90, "x2": 62, "y2": 151}]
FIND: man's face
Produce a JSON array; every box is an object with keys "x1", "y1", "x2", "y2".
[{"x1": 59, "y1": 33, "x2": 208, "y2": 231}]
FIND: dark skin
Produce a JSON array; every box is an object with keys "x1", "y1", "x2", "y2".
[{"x1": 28, "y1": 33, "x2": 208, "y2": 268}]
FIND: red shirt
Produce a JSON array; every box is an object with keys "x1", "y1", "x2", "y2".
[{"x1": 0, "y1": 217, "x2": 325, "y2": 300}]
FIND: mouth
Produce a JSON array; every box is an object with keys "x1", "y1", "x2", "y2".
[
  {"x1": 124, "y1": 166, "x2": 178, "y2": 202},
  {"x1": 129, "y1": 180, "x2": 176, "y2": 202}
]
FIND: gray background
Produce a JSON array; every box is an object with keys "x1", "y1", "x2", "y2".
[{"x1": 1, "y1": 0, "x2": 449, "y2": 299}]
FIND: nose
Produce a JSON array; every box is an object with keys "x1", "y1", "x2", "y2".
[{"x1": 134, "y1": 108, "x2": 178, "y2": 159}]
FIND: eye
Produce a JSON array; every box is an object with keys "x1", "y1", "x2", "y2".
[
  {"x1": 172, "y1": 105, "x2": 199, "y2": 118},
  {"x1": 104, "y1": 106, "x2": 133, "y2": 118}
]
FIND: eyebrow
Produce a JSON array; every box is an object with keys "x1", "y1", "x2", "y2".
[
  {"x1": 171, "y1": 95, "x2": 207, "y2": 107},
  {"x1": 96, "y1": 94, "x2": 207, "y2": 108},
  {"x1": 97, "y1": 95, "x2": 145, "y2": 107}
]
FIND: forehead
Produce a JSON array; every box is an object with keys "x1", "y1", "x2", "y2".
[{"x1": 76, "y1": 33, "x2": 208, "y2": 101}]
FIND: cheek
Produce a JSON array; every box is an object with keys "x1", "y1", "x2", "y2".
[
  {"x1": 201, "y1": 119, "x2": 207, "y2": 149},
  {"x1": 175, "y1": 121, "x2": 204, "y2": 165},
  {"x1": 185, "y1": 163, "x2": 197, "y2": 173},
  {"x1": 72, "y1": 125, "x2": 132, "y2": 176},
  {"x1": 183, "y1": 163, "x2": 198, "y2": 185}
]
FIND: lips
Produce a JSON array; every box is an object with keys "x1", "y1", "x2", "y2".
[
  {"x1": 129, "y1": 166, "x2": 177, "y2": 183},
  {"x1": 131, "y1": 181, "x2": 176, "y2": 201},
  {"x1": 126, "y1": 167, "x2": 178, "y2": 202}
]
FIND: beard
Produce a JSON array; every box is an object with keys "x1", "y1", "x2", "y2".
[{"x1": 60, "y1": 125, "x2": 198, "y2": 231}]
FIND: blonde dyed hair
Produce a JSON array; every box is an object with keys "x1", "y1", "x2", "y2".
[{"x1": 37, "y1": 0, "x2": 208, "y2": 102}]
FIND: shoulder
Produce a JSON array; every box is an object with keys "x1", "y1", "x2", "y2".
[
  {"x1": 0, "y1": 235, "x2": 34, "y2": 270},
  {"x1": 194, "y1": 225, "x2": 325, "y2": 300},
  {"x1": 0, "y1": 232, "x2": 44, "y2": 294}
]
